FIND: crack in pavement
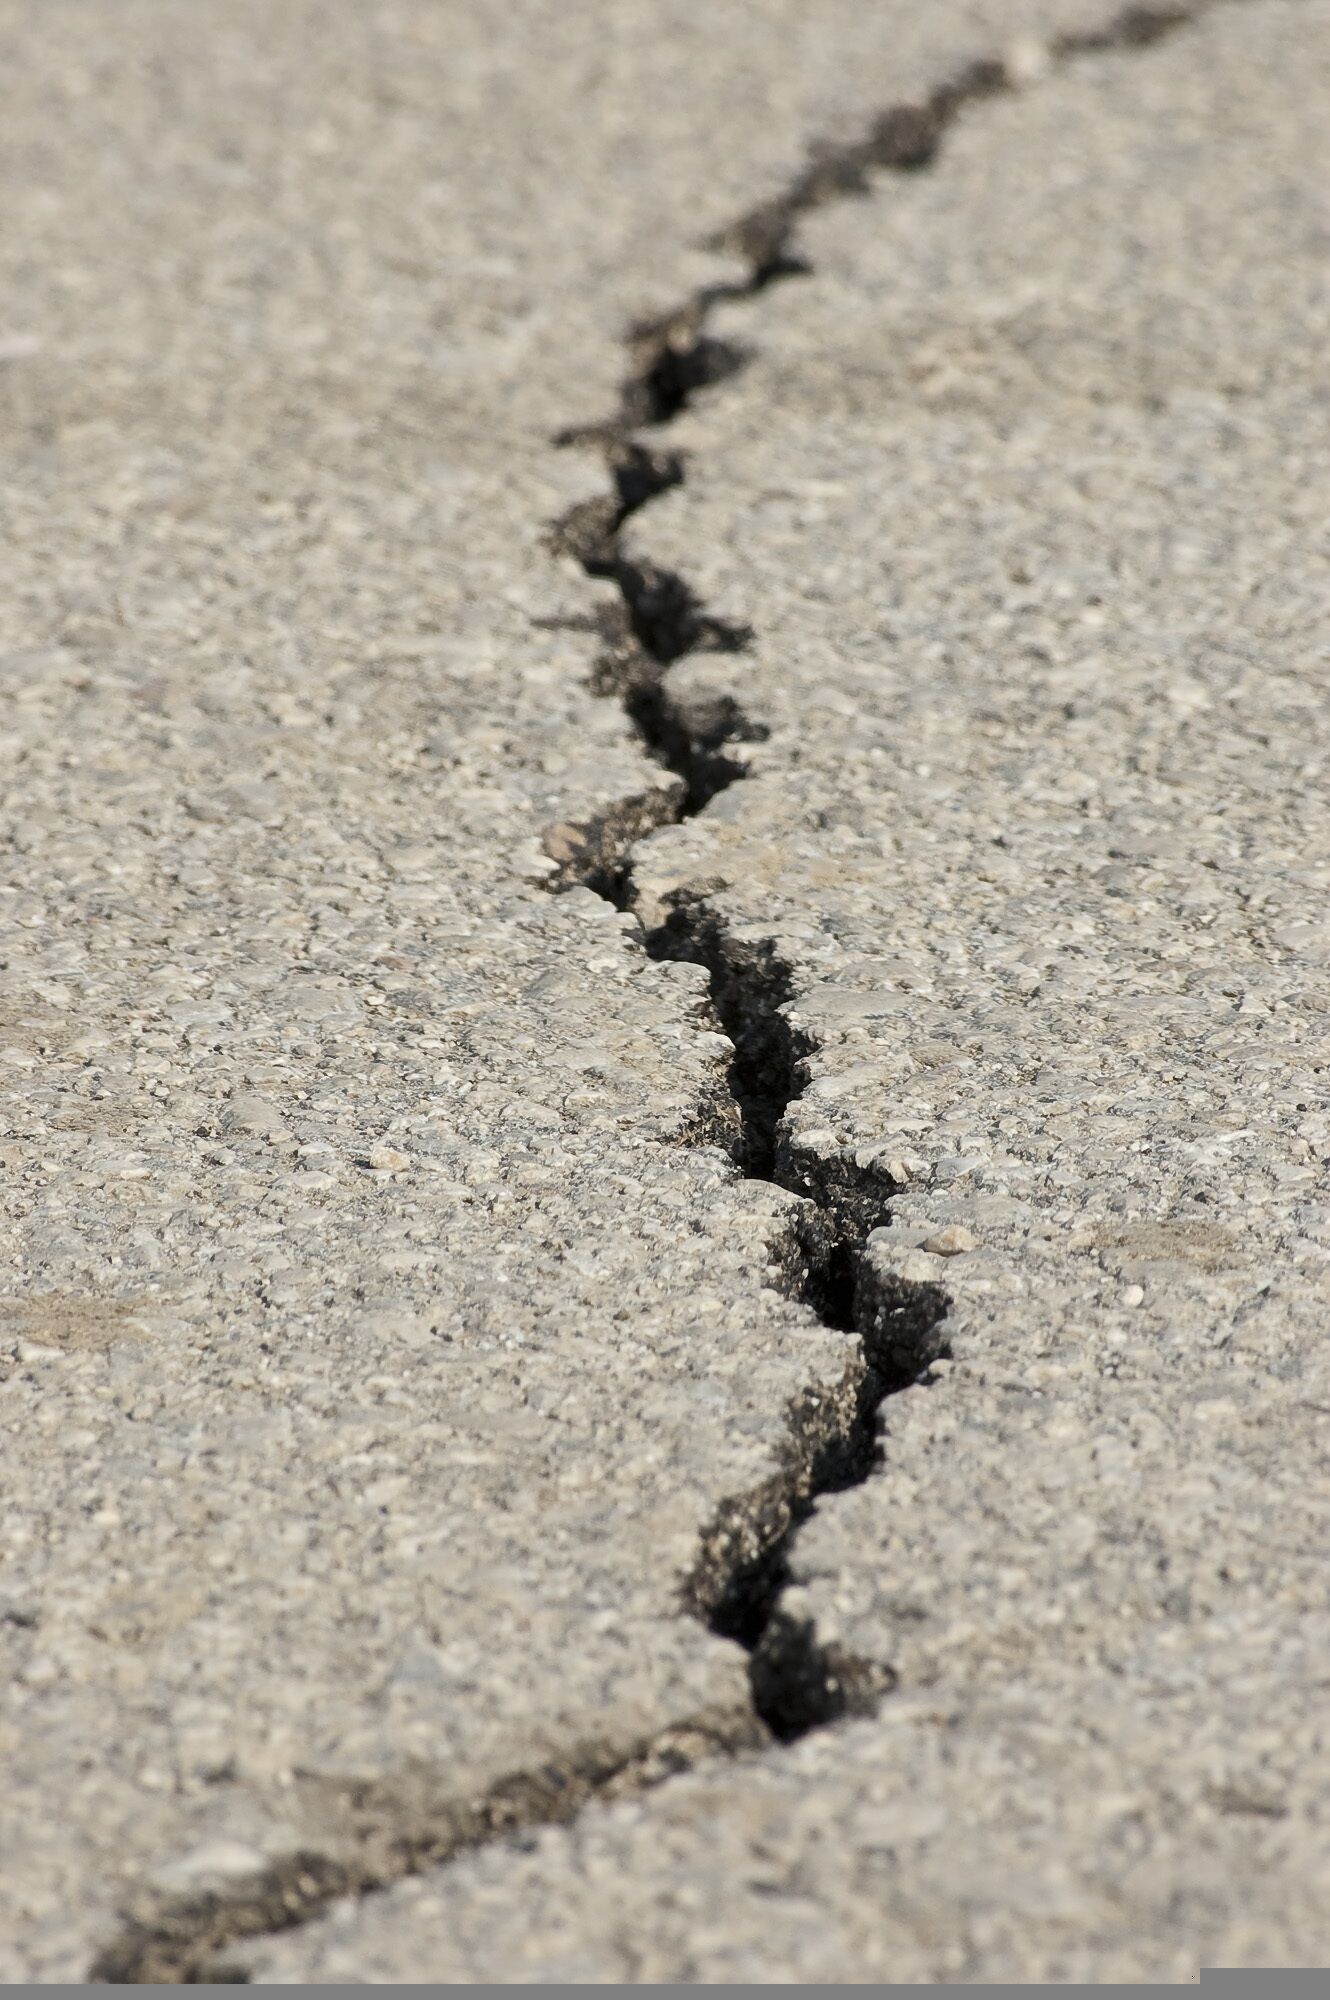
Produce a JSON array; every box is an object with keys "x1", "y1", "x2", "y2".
[
  {"x1": 89, "y1": 1, "x2": 1251, "y2": 1980},
  {"x1": 632, "y1": 902, "x2": 951, "y2": 1743},
  {"x1": 90, "y1": 1715, "x2": 764, "y2": 1984},
  {"x1": 541, "y1": 0, "x2": 1214, "y2": 1750}
]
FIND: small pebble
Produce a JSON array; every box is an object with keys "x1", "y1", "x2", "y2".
[{"x1": 922, "y1": 1226, "x2": 976, "y2": 1256}]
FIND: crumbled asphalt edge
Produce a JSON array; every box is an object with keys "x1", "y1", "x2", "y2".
[{"x1": 88, "y1": 4, "x2": 1223, "y2": 1982}]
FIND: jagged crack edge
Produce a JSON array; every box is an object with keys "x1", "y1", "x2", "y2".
[
  {"x1": 638, "y1": 893, "x2": 953, "y2": 1740},
  {"x1": 536, "y1": 0, "x2": 1213, "y2": 1785}
]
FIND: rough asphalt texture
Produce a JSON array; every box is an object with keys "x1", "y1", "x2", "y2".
[{"x1": 1, "y1": 0, "x2": 1327, "y2": 1984}]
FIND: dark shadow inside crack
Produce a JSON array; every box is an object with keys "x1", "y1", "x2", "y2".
[
  {"x1": 686, "y1": 1230, "x2": 952, "y2": 1742},
  {"x1": 644, "y1": 903, "x2": 799, "y2": 1178},
  {"x1": 626, "y1": 325, "x2": 751, "y2": 429}
]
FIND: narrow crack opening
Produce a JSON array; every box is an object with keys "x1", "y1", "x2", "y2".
[
  {"x1": 626, "y1": 323, "x2": 751, "y2": 428},
  {"x1": 554, "y1": 5, "x2": 1194, "y2": 461}
]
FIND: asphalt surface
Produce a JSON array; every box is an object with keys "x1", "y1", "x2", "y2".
[{"x1": 1, "y1": 0, "x2": 1327, "y2": 1983}]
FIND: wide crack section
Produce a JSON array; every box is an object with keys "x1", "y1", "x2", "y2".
[
  {"x1": 640, "y1": 900, "x2": 952, "y2": 1741},
  {"x1": 90, "y1": 2, "x2": 1221, "y2": 1980}
]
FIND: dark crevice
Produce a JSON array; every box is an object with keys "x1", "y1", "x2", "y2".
[
  {"x1": 90, "y1": 3, "x2": 1225, "y2": 1981},
  {"x1": 638, "y1": 894, "x2": 951, "y2": 1740},
  {"x1": 623, "y1": 324, "x2": 752, "y2": 430},
  {"x1": 559, "y1": 325, "x2": 756, "y2": 443},
  {"x1": 540, "y1": 0, "x2": 1210, "y2": 1771},
  {"x1": 556, "y1": 9, "x2": 1191, "y2": 455},
  {"x1": 1060, "y1": 2, "x2": 1195, "y2": 51},
  {"x1": 644, "y1": 902, "x2": 800, "y2": 1178},
  {"x1": 548, "y1": 446, "x2": 757, "y2": 834}
]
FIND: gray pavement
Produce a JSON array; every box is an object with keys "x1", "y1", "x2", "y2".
[{"x1": 1, "y1": 0, "x2": 1327, "y2": 1985}]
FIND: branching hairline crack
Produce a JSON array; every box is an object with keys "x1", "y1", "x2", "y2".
[{"x1": 89, "y1": 3, "x2": 1233, "y2": 1981}]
